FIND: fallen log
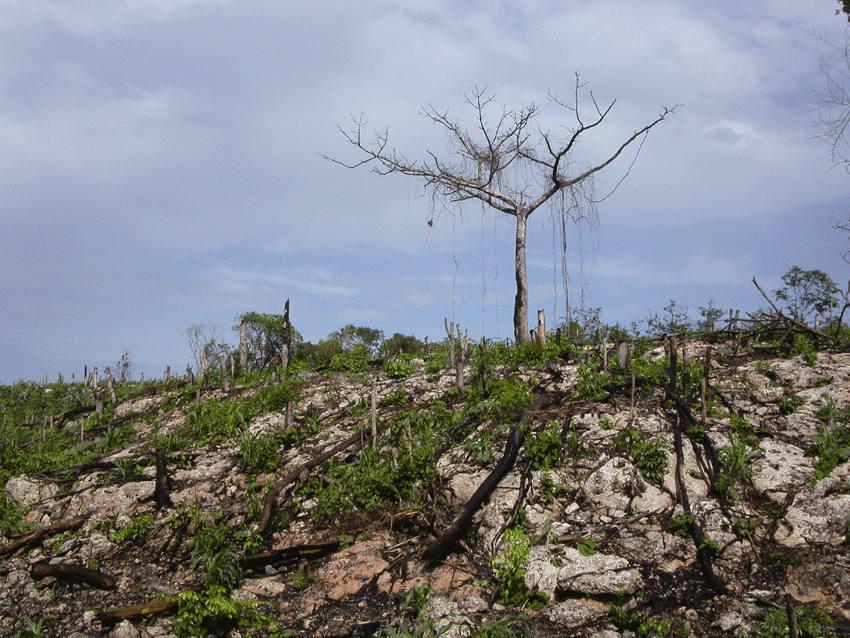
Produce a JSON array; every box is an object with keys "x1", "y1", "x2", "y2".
[
  {"x1": 242, "y1": 540, "x2": 341, "y2": 571},
  {"x1": 96, "y1": 595, "x2": 181, "y2": 626},
  {"x1": 0, "y1": 514, "x2": 89, "y2": 558},
  {"x1": 30, "y1": 561, "x2": 117, "y2": 589},
  {"x1": 423, "y1": 393, "x2": 554, "y2": 561}
]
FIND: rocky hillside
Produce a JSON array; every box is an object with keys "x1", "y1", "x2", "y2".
[{"x1": 1, "y1": 335, "x2": 849, "y2": 638}]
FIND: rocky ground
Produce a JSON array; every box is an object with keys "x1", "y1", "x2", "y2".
[{"x1": 1, "y1": 337, "x2": 849, "y2": 638}]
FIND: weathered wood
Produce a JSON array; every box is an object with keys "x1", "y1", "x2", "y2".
[
  {"x1": 240, "y1": 323, "x2": 248, "y2": 370},
  {"x1": 96, "y1": 595, "x2": 181, "y2": 626},
  {"x1": 617, "y1": 341, "x2": 629, "y2": 370},
  {"x1": 0, "y1": 514, "x2": 89, "y2": 558},
  {"x1": 423, "y1": 393, "x2": 554, "y2": 561},
  {"x1": 242, "y1": 540, "x2": 341, "y2": 571},
  {"x1": 154, "y1": 447, "x2": 172, "y2": 508},
  {"x1": 31, "y1": 561, "x2": 117, "y2": 589},
  {"x1": 785, "y1": 593, "x2": 799, "y2": 638},
  {"x1": 445, "y1": 319, "x2": 456, "y2": 367},
  {"x1": 282, "y1": 298, "x2": 292, "y2": 369},
  {"x1": 536, "y1": 310, "x2": 546, "y2": 345}
]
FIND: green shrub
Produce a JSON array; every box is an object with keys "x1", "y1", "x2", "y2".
[
  {"x1": 809, "y1": 398, "x2": 850, "y2": 484},
  {"x1": 789, "y1": 334, "x2": 818, "y2": 367},
  {"x1": 464, "y1": 430, "x2": 495, "y2": 467},
  {"x1": 753, "y1": 605, "x2": 836, "y2": 638},
  {"x1": 111, "y1": 514, "x2": 154, "y2": 546},
  {"x1": 309, "y1": 410, "x2": 441, "y2": 524},
  {"x1": 492, "y1": 527, "x2": 531, "y2": 607},
  {"x1": 185, "y1": 399, "x2": 247, "y2": 443},
  {"x1": 235, "y1": 430, "x2": 279, "y2": 475},
  {"x1": 487, "y1": 377, "x2": 535, "y2": 421},
  {"x1": 378, "y1": 387, "x2": 408, "y2": 407},
  {"x1": 173, "y1": 585, "x2": 271, "y2": 638},
  {"x1": 191, "y1": 513, "x2": 242, "y2": 591},
  {"x1": 668, "y1": 512, "x2": 693, "y2": 537},
  {"x1": 614, "y1": 430, "x2": 668, "y2": 484},
  {"x1": 328, "y1": 343, "x2": 371, "y2": 374},
  {"x1": 716, "y1": 432, "x2": 760, "y2": 499},
  {"x1": 383, "y1": 358, "x2": 413, "y2": 379},
  {"x1": 577, "y1": 537, "x2": 597, "y2": 556},
  {"x1": 253, "y1": 378, "x2": 299, "y2": 413},
  {"x1": 576, "y1": 364, "x2": 607, "y2": 401},
  {"x1": 0, "y1": 493, "x2": 29, "y2": 537},
  {"x1": 525, "y1": 422, "x2": 564, "y2": 470}
]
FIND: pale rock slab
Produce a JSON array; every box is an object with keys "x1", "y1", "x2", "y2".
[
  {"x1": 775, "y1": 492, "x2": 850, "y2": 547},
  {"x1": 4, "y1": 475, "x2": 59, "y2": 507},
  {"x1": 582, "y1": 456, "x2": 673, "y2": 516},
  {"x1": 543, "y1": 598, "x2": 608, "y2": 627},
  {"x1": 752, "y1": 438, "x2": 812, "y2": 502},
  {"x1": 525, "y1": 545, "x2": 643, "y2": 598}
]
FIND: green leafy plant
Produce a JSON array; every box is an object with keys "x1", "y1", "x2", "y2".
[
  {"x1": 809, "y1": 397, "x2": 850, "y2": 484},
  {"x1": 401, "y1": 583, "x2": 433, "y2": 620},
  {"x1": 462, "y1": 615, "x2": 531, "y2": 638},
  {"x1": 789, "y1": 334, "x2": 818, "y2": 367},
  {"x1": 577, "y1": 537, "x2": 597, "y2": 556},
  {"x1": 113, "y1": 457, "x2": 141, "y2": 481},
  {"x1": 487, "y1": 376, "x2": 536, "y2": 421},
  {"x1": 383, "y1": 358, "x2": 413, "y2": 379},
  {"x1": 9, "y1": 616, "x2": 45, "y2": 638},
  {"x1": 0, "y1": 492, "x2": 29, "y2": 537},
  {"x1": 191, "y1": 513, "x2": 242, "y2": 591},
  {"x1": 565, "y1": 431, "x2": 590, "y2": 459},
  {"x1": 614, "y1": 430, "x2": 668, "y2": 484},
  {"x1": 491, "y1": 527, "x2": 532, "y2": 607},
  {"x1": 525, "y1": 421, "x2": 563, "y2": 470},
  {"x1": 768, "y1": 549, "x2": 809, "y2": 576},
  {"x1": 307, "y1": 409, "x2": 442, "y2": 524},
  {"x1": 235, "y1": 430, "x2": 279, "y2": 475},
  {"x1": 778, "y1": 394, "x2": 806, "y2": 415},
  {"x1": 254, "y1": 378, "x2": 299, "y2": 413},
  {"x1": 753, "y1": 605, "x2": 836, "y2": 638},
  {"x1": 111, "y1": 514, "x2": 154, "y2": 546},
  {"x1": 668, "y1": 512, "x2": 693, "y2": 537},
  {"x1": 173, "y1": 585, "x2": 271, "y2": 638},
  {"x1": 716, "y1": 432, "x2": 760, "y2": 499},
  {"x1": 152, "y1": 430, "x2": 186, "y2": 454},
  {"x1": 576, "y1": 364, "x2": 607, "y2": 401},
  {"x1": 185, "y1": 399, "x2": 248, "y2": 444},
  {"x1": 328, "y1": 343, "x2": 371, "y2": 374},
  {"x1": 291, "y1": 561, "x2": 317, "y2": 590},
  {"x1": 464, "y1": 430, "x2": 495, "y2": 467},
  {"x1": 378, "y1": 387, "x2": 408, "y2": 407}
]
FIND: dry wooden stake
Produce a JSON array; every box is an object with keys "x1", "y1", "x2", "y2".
[{"x1": 371, "y1": 383, "x2": 377, "y2": 439}]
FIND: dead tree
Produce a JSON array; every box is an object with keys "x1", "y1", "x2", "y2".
[{"x1": 327, "y1": 79, "x2": 676, "y2": 343}]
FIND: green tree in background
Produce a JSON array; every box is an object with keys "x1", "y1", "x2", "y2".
[
  {"x1": 773, "y1": 266, "x2": 839, "y2": 324},
  {"x1": 235, "y1": 312, "x2": 301, "y2": 371}
]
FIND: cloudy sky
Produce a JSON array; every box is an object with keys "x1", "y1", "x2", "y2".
[{"x1": 3, "y1": 1, "x2": 850, "y2": 384}]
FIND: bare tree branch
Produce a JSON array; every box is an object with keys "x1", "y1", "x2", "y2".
[{"x1": 324, "y1": 82, "x2": 677, "y2": 342}]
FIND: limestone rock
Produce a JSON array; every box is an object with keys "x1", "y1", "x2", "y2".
[
  {"x1": 4, "y1": 475, "x2": 59, "y2": 507},
  {"x1": 775, "y1": 492, "x2": 850, "y2": 547},
  {"x1": 525, "y1": 545, "x2": 643, "y2": 598}
]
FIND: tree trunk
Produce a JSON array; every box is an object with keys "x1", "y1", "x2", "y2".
[{"x1": 514, "y1": 211, "x2": 530, "y2": 343}]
